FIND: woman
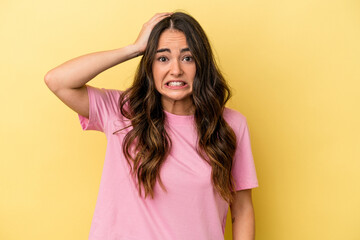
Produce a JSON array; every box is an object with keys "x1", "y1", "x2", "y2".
[{"x1": 45, "y1": 12, "x2": 258, "y2": 240}]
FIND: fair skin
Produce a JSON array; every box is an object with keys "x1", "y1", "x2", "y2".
[
  {"x1": 231, "y1": 189, "x2": 256, "y2": 240},
  {"x1": 44, "y1": 12, "x2": 172, "y2": 118},
  {"x1": 152, "y1": 29, "x2": 196, "y2": 115},
  {"x1": 44, "y1": 12, "x2": 254, "y2": 239}
]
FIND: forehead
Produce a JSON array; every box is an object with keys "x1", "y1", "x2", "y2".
[{"x1": 157, "y1": 29, "x2": 188, "y2": 50}]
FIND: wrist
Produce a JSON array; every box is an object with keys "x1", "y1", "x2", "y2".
[{"x1": 128, "y1": 44, "x2": 143, "y2": 57}]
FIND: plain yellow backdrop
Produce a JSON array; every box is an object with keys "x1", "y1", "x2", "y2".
[{"x1": 1, "y1": 0, "x2": 359, "y2": 239}]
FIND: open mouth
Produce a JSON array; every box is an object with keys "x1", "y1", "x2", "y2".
[{"x1": 166, "y1": 81, "x2": 187, "y2": 86}]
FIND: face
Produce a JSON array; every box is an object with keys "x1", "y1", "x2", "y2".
[{"x1": 152, "y1": 29, "x2": 196, "y2": 113}]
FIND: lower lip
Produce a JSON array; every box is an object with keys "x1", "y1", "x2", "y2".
[{"x1": 164, "y1": 83, "x2": 188, "y2": 89}]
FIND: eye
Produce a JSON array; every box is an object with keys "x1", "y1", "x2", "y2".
[
  {"x1": 183, "y1": 56, "x2": 193, "y2": 62},
  {"x1": 157, "y1": 56, "x2": 168, "y2": 62}
]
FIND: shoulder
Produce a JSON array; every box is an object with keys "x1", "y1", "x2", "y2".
[
  {"x1": 87, "y1": 85, "x2": 123, "y2": 100},
  {"x1": 223, "y1": 107, "x2": 248, "y2": 136},
  {"x1": 86, "y1": 85, "x2": 126, "y2": 118},
  {"x1": 86, "y1": 85, "x2": 124, "y2": 110},
  {"x1": 223, "y1": 107, "x2": 247, "y2": 126}
]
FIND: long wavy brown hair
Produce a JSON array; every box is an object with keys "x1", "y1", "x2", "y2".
[{"x1": 114, "y1": 12, "x2": 237, "y2": 204}]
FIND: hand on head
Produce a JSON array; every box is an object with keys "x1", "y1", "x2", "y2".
[{"x1": 134, "y1": 12, "x2": 173, "y2": 54}]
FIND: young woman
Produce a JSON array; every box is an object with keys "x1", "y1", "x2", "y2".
[{"x1": 45, "y1": 12, "x2": 258, "y2": 240}]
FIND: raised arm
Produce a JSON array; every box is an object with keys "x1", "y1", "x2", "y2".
[{"x1": 44, "y1": 12, "x2": 172, "y2": 118}]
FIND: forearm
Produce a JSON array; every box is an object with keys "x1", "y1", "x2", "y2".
[
  {"x1": 44, "y1": 44, "x2": 140, "y2": 91},
  {"x1": 232, "y1": 206, "x2": 255, "y2": 240}
]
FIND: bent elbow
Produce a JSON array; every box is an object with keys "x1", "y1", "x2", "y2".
[{"x1": 44, "y1": 71, "x2": 58, "y2": 92}]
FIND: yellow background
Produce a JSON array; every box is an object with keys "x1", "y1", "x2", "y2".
[{"x1": 1, "y1": 0, "x2": 359, "y2": 239}]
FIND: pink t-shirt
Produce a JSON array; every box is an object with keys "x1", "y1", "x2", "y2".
[{"x1": 78, "y1": 85, "x2": 259, "y2": 240}]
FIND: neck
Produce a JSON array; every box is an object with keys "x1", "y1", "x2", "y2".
[{"x1": 161, "y1": 97, "x2": 195, "y2": 116}]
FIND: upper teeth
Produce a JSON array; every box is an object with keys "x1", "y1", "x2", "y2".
[{"x1": 168, "y1": 81, "x2": 185, "y2": 86}]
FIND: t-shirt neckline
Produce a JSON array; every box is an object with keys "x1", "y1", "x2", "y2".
[{"x1": 163, "y1": 109, "x2": 195, "y2": 125}]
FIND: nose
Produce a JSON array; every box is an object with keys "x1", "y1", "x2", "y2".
[{"x1": 170, "y1": 59, "x2": 183, "y2": 76}]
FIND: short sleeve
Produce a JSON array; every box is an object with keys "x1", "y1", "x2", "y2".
[
  {"x1": 78, "y1": 85, "x2": 121, "y2": 133},
  {"x1": 232, "y1": 119, "x2": 259, "y2": 191}
]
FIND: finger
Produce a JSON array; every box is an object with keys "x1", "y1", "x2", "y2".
[
  {"x1": 149, "y1": 14, "x2": 171, "y2": 26},
  {"x1": 151, "y1": 13, "x2": 168, "y2": 21},
  {"x1": 150, "y1": 12, "x2": 172, "y2": 23},
  {"x1": 154, "y1": 12, "x2": 172, "y2": 17}
]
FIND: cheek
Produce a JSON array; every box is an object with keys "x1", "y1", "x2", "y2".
[
  {"x1": 152, "y1": 63, "x2": 163, "y2": 78},
  {"x1": 189, "y1": 65, "x2": 196, "y2": 84},
  {"x1": 152, "y1": 64, "x2": 162, "y2": 90}
]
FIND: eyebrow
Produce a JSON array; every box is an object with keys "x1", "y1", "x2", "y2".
[{"x1": 156, "y1": 47, "x2": 190, "y2": 53}]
